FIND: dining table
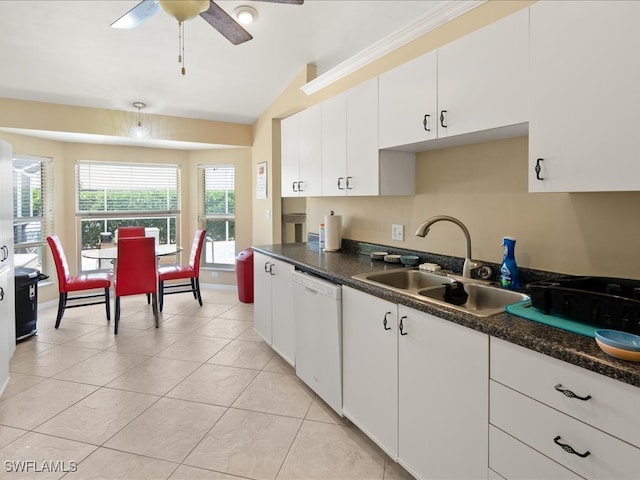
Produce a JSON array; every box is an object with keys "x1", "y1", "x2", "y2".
[{"x1": 82, "y1": 244, "x2": 183, "y2": 261}]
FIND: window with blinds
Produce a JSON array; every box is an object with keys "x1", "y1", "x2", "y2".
[
  {"x1": 198, "y1": 164, "x2": 235, "y2": 267},
  {"x1": 13, "y1": 155, "x2": 54, "y2": 273},
  {"x1": 76, "y1": 161, "x2": 181, "y2": 271}
]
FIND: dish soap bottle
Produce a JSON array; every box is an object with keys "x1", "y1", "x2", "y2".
[{"x1": 500, "y1": 237, "x2": 520, "y2": 290}]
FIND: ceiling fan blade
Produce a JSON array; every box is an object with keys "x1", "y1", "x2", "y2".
[
  {"x1": 199, "y1": 1, "x2": 253, "y2": 45},
  {"x1": 252, "y1": 0, "x2": 304, "y2": 4},
  {"x1": 111, "y1": 0, "x2": 161, "y2": 29}
]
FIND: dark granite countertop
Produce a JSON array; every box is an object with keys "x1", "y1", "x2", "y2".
[{"x1": 253, "y1": 242, "x2": 640, "y2": 389}]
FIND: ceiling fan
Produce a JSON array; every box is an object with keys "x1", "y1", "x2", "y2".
[{"x1": 111, "y1": 0, "x2": 303, "y2": 73}]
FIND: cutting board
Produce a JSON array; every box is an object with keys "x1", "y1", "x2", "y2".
[{"x1": 506, "y1": 301, "x2": 599, "y2": 338}]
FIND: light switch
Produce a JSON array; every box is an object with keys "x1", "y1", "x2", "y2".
[{"x1": 392, "y1": 224, "x2": 404, "y2": 241}]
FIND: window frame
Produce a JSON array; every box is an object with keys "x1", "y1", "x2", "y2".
[
  {"x1": 13, "y1": 154, "x2": 54, "y2": 275},
  {"x1": 198, "y1": 164, "x2": 236, "y2": 269},
  {"x1": 75, "y1": 160, "x2": 181, "y2": 272}
]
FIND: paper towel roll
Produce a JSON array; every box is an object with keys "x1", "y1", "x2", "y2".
[{"x1": 324, "y1": 214, "x2": 342, "y2": 251}]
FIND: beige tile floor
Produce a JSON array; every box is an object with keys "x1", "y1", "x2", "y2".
[{"x1": 0, "y1": 288, "x2": 415, "y2": 480}]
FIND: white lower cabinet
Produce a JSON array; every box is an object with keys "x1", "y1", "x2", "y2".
[
  {"x1": 342, "y1": 286, "x2": 489, "y2": 479},
  {"x1": 490, "y1": 337, "x2": 640, "y2": 479},
  {"x1": 342, "y1": 286, "x2": 398, "y2": 457},
  {"x1": 252, "y1": 252, "x2": 295, "y2": 365}
]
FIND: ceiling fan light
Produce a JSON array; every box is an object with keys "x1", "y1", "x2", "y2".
[
  {"x1": 158, "y1": 0, "x2": 209, "y2": 22},
  {"x1": 234, "y1": 6, "x2": 258, "y2": 25}
]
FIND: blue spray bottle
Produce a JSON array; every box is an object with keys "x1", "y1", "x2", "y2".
[{"x1": 500, "y1": 237, "x2": 520, "y2": 290}]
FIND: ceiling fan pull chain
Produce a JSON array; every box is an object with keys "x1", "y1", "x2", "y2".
[{"x1": 178, "y1": 20, "x2": 186, "y2": 76}]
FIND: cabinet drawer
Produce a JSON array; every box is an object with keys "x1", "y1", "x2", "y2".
[
  {"x1": 491, "y1": 337, "x2": 640, "y2": 447},
  {"x1": 490, "y1": 425, "x2": 581, "y2": 480},
  {"x1": 491, "y1": 380, "x2": 640, "y2": 480}
]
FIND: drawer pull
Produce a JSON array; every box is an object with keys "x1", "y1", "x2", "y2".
[
  {"x1": 553, "y1": 436, "x2": 591, "y2": 458},
  {"x1": 554, "y1": 383, "x2": 592, "y2": 401}
]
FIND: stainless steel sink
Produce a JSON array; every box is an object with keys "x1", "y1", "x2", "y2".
[
  {"x1": 356, "y1": 269, "x2": 455, "y2": 290},
  {"x1": 417, "y1": 282, "x2": 529, "y2": 317},
  {"x1": 352, "y1": 267, "x2": 529, "y2": 317}
]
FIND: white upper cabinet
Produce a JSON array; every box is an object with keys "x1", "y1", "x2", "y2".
[
  {"x1": 322, "y1": 78, "x2": 415, "y2": 197},
  {"x1": 378, "y1": 8, "x2": 529, "y2": 151},
  {"x1": 321, "y1": 92, "x2": 347, "y2": 196},
  {"x1": 437, "y1": 7, "x2": 529, "y2": 139},
  {"x1": 280, "y1": 103, "x2": 322, "y2": 197},
  {"x1": 379, "y1": 50, "x2": 438, "y2": 149},
  {"x1": 529, "y1": 1, "x2": 640, "y2": 192}
]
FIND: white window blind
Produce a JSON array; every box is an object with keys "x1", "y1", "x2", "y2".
[
  {"x1": 76, "y1": 161, "x2": 180, "y2": 213},
  {"x1": 198, "y1": 165, "x2": 235, "y2": 267},
  {"x1": 13, "y1": 155, "x2": 54, "y2": 272}
]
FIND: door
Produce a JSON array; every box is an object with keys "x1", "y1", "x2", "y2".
[
  {"x1": 342, "y1": 286, "x2": 398, "y2": 457},
  {"x1": 253, "y1": 252, "x2": 272, "y2": 343},
  {"x1": 437, "y1": 8, "x2": 529, "y2": 139},
  {"x1": 280, "y1": 113, "x2": 300, "y2": 197},
  {"x1": 269, "y1": 258, "x2": 295, "y2": 365},
  {"x1": 529, "y1": 1, "x2": 640, "y2": 192},
  {"x1": 346, "y1": 77, "x2": 380, "y2": 196},
  {"x1": 297, "y1": 103, "x2": 322, "y2": 197},
  {"x1": 398, "y1": 306, "x2": 489, "y2": 479},
  {"x1": 379, "y1": 50, "x2": 438, "y2": 148},
  {"x1": 321, "y1": 92, "x2": 347, "y2": 196}
]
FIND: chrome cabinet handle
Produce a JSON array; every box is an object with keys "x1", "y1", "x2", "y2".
[
  {"x1": 0, "y1": 287, "x2": 4, "y2": 301},
  {"x1": 554, "y1": 384, "x2": 591, "y2": 401},
  {"x1": 439, "y1": 110, "x2": 447, "y2": 128},
  {"x1": 535, "y1": 158, "x2": 544, "y2": 180},
  {"x1": 554, "y1": 436, "x2": 590, "y2": 458},
  {"x1": 292, "y1": 181, "x2": 298, "y2": 192},
  {"x1": 423, "y1": 114, "x2": 430, "y2": 132},
  {"x1": 383, "y1": 312, "x2": 392, "y2": 331},
  {"x1": 268, "y1": 263, "x2": 275, "y2": 275},
  {"x1": 399, "y1": 316, "x2": 408, "y2": 336},
  {"x1": 346, "y1": 176, "x2": 353, "y2": 190},
  {"x1": 337, "y1": 177, "x2": 344, "y2": 190},
  {"x1": 297, "y1": 181, "x2": 304, "y2": 192},
  {"x1": 264, "y1": 262, "x2": 271, "y2": 273}
]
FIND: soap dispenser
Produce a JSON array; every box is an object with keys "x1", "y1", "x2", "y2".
[{"x1": 500, "y1": 237, "x2": 520, "y2": 290}]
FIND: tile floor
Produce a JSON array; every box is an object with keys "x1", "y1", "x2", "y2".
[{"x1": 0, "y1": 288, "x2": 415, "y2": 480}]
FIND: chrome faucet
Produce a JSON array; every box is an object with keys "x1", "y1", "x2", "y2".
[{"x1": 415, "y1": 215, "x2": 482, "y2": 279}]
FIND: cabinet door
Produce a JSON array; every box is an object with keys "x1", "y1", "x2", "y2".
[
  {"x1": 321, "y1": 92, "x2": 347, "y2": 197},
  {"x1": 437, "y1": 8, "x2": 529, "y2": 139},
  {"x1": 379, "y1": 50, "x2": 438, "y2": 148},
  {"x1": 253, "y1": 252, "x2": 272, "y2": 343},
  {"x1": 269, "y1": 258, "x2": 295, "y2": 365},
  {"x1": 280, "y1": 113, "x2": 300, "y2": 197},
  {"x1": 398, "y1": 306, "x2": 489, "y2": 480},
  {"x1": 529, "y1": 1, "x2": 640, "y2": 192},
  {"x1": 297, "y1": 103, "x2": 322, "y2": 197},
  {"x1": 342, "y1": 286, "x2": 398, "y2": 457},
  {"x1": 346, "y1": 77, "x2": 380, "y2": 196}
]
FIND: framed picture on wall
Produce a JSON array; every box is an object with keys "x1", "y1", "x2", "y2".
[{"x1": 256, "y1": 162, "x2": 267, "y2": 199}]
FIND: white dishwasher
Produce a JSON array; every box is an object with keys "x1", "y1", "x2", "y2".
[{"x1": 291, "y1": 270, "x2": 343, "y2": 415}]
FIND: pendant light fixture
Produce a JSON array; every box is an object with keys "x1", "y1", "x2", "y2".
[{"x1": 129, "y1": 102, "x2": 149, "y2": 139}]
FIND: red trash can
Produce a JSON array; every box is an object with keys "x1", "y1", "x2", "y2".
[{"x1": 236, "y1": 248, "x2": 254, "y2": 303}]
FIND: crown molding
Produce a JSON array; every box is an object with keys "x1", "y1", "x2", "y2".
[{"x1": 301, "y1": 0, "x2": 486, "y2": 96}]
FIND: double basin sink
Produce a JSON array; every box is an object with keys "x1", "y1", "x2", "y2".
[{"x1": 352, "y1": 268, "x2": 529, "y2": 317}]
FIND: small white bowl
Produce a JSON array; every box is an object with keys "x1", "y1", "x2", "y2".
[
  {"x1": 370, "y1": 251, "x2": 388, "y2": 260},
  {"x1": 384, "y1": 254, "x2": 401, "y2": 263}
]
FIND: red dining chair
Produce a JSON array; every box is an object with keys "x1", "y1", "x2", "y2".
[
  {"x1": 113, "y1": 236, "x2": 158, "y2": 334},
  {"x1": 158, "y1": 229, "x2": 206, "y2": 312},
  {"x1": 117, "y1": 226, "x2": 146, "y2": 239},
  {"x1": 46, "y1": 235, "x2": 111, "y2": 329}
]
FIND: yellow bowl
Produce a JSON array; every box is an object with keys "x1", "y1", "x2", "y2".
[{"x1": 596, "y1": 338, "x2": 640, "y2": 362}]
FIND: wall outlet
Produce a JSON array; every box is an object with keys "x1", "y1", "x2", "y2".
[
  {"x1": 211, "y1": 271, "x2": 219, "y2": 278},
  {"x1": 392, "y1": 224, "x2": 404, "y2": 241}
]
